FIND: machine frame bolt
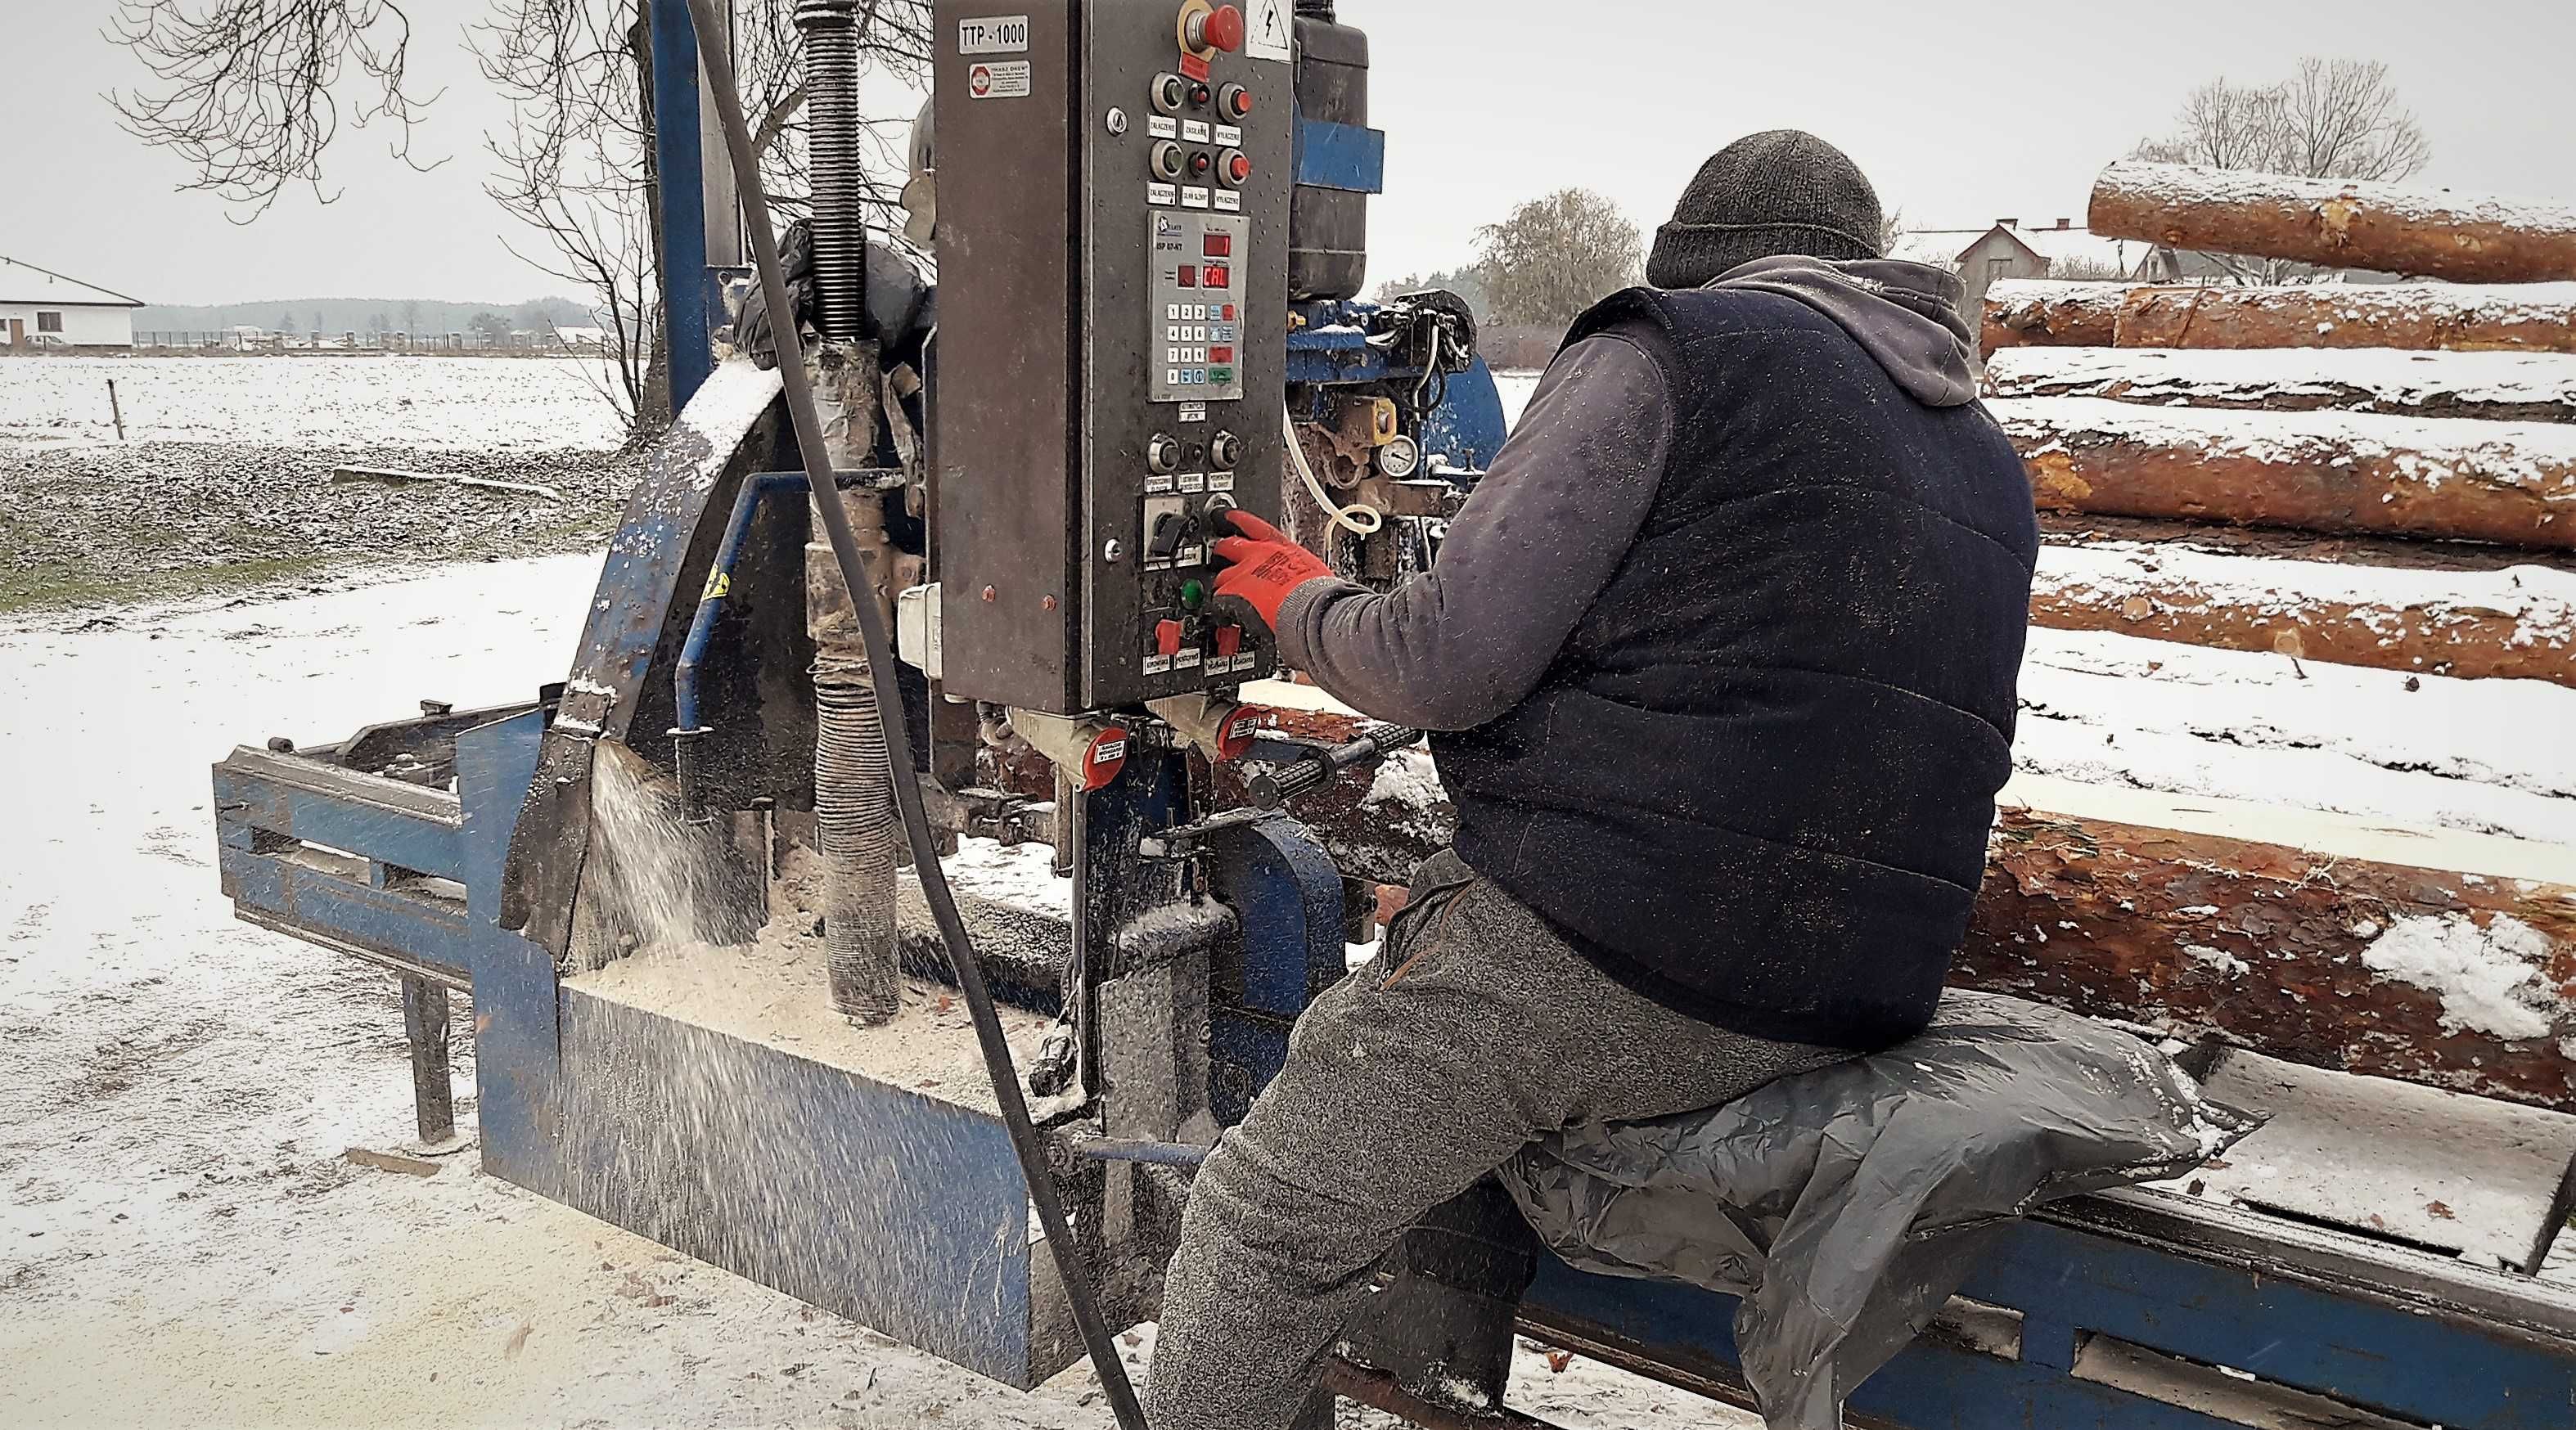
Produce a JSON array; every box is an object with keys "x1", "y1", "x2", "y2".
[
  {"x1": 982, "y1": 585, "x2": 998, "y2": 602},
  {"x1": 1104, "y1": 540, "x2": 1126, "y2": 564},
  {"x1": 1105, "y1": 106, "x2": 1129, "y2": 135}
]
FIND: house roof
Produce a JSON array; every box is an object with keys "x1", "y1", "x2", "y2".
[
  {"x1": 1892, "y1": 223, "x2": 2150, "y2": 279},
  {"x1": 0, "y1": 256, "x2": 144, "y2": 308},
  {"x1": 2008, "y1": 223, "x2": 2146, "y2": 276},
  {"x1": 1889, "y1": 230, "x2": 1987, "y2": 270}
]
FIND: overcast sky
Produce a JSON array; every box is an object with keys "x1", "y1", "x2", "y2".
[{"x1": 5, "y1": 1, "x2": 2572, "y2": 306}]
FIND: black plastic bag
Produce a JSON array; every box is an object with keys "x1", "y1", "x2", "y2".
[{"x1": 1501, "y1": 991, "x2": 2261, "y2": 1429}]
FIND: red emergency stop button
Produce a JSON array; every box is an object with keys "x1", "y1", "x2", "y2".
[
  {"x1": 1156, "y1": 619, "x2": 1185, "y2": 658},
  {"x1": 1082, "y1": 725, "x2": 1131, "y2": 792},
  {"x1": 1201, "y1": 5, "x2": 1245, "y2": 53}
]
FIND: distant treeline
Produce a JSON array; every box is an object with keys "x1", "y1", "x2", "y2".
[{"x1": 129, "y1": 295, "x2": 596, "y2": 337}]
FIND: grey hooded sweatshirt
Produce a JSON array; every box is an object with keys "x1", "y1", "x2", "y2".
[{"x1": 1276, "y1": 257, "x2": 1983, "y2": 731}]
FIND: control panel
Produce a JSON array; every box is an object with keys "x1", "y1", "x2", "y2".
[{"x1": 931, "y1": 0, "x2": 1294, "y2": 716}]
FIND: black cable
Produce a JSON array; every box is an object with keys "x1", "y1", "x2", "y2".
[{"x1": 676, "y1": 6, "x2": 1152, "y2": 1426}]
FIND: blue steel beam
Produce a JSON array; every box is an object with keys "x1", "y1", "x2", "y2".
[{"x1": 651, "y1": 0, "x2": 715, "y2": 412}]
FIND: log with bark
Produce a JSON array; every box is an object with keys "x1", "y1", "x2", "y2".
[
  {"x1": 1993, "y1": 396, "x2": 2576, "y2": 550},
  {"x1": 2089, "y1": 160, "x2": 2576, "y2": 286},
  {"x1": 1174, "y1": 702, "x2": 2576, "y2": 1113},
  {"x1": 2030, "y1": 540, "x2": 2576, "y2": 687},
  {"x1": 2040, "y1": 511, "x2": 2576, "y2": 578},
  {"x1": 1982, "y1": 278, "x2": 2576, "y2": 357},
  {"x1": 1987, "y1": 346, "x2": 2576, "y2": 425},
  {"x1": 1982, "y1": 281, "x2": 2129, "y2": 356}
]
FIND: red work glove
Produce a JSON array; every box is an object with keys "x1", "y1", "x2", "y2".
[{"x1": 1211, "y1": 510, "x2": 1332, "y2": 632}]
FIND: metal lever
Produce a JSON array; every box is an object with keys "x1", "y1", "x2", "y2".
[{"x1": 1248, "y1": 724, "x2": 1424, "y2": 809}]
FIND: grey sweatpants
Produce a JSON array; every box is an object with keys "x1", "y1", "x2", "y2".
[{"x1": 1147, "y1": 852, "x2": 1842, "y2": 1429}]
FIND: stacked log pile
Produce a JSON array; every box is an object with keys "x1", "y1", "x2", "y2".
[{"x1": 1190, "y1": 164, "x2": 2576, "y2": 1114}]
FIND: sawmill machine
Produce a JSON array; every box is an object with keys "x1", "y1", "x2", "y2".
[{"x1": 209, "y1": 2, "x2": 2576, "y2": 1426}]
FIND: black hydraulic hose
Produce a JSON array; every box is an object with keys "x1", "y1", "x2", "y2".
[{"x1": 676, "y1": 6, "x2": 1151, "y2": 1427}]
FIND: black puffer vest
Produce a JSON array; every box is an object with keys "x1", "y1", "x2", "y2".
[{"x1": 1434, "y1": 286, "x2": 2038, "y2": 1050}]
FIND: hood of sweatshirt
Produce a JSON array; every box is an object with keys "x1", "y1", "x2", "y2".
[{"x1": 1705, "y1": 254, "x2": 1980, "y2": 408}]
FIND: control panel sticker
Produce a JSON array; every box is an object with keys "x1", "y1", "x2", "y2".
[
  {"x1": 1179, "y1": 402, "x2": 1208, "y2": 424},
  {"x1": 956, "y1": 15, "x2": 1029, "y2": 53},
  {"x1": 1148, "y1": 182, "x2": 1179, "y2": 207},
  {"x1": 1182, "y1": 187, "x2": 1212, "y2": 210},
  {"x1": 1149, "y1": 115, "x2": 1180, "y2": 139},
  {"x1": 1245, "y1": 0, "x2": 1292, "y2": 62},
  {"x1": 966, "y1": 61, "x2": 1032, "y2": 100},
  {"x1": 1214, "y1": 124, "x2": 1243, "y2": 146},
  {"x1": 1214, "y1": 190, "x2": 1241, "y2": 214},
  {"x1": 1182, "y1": 119, "x2": 1213, "y2": 144}
]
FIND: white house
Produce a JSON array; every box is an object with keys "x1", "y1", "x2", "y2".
[{"x1": 0, "y1": 256, "x2": 142, "y2": 352}]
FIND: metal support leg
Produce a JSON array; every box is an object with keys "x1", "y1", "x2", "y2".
[{"x1": 400, "y1": 975, "x2": 454, "y2": 1144}]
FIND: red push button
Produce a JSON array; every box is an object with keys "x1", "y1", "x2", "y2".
[
  {"x1": 1214, "y1": 625, "x2": 1243, "y2": 657},
  {"x1": 1222, "y1": 304, "x2": 1236, "y2": 321},
  {"x1": 1204, "y1": 232, "x2": 1233, "y2": 258},
  {"x1": 1209, "y1": 345, "x2": 1234, "y2": 363},
  {"x1": 1227, "y1": 152, "x2": 1253, "y2": 184},
  {"x1": 1155, "y1": 619, "x2": 1184, "y2": 658},
  {"x1": 1204, "y1": 265, "x2": 1231, "y2": 289}
]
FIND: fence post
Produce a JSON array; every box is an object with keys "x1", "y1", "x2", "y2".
[{"x1": 107, "y1": 379, "x2": 126, "y2": 441}]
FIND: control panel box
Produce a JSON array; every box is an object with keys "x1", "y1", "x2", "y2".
[{"x1": 932, "y1": 0, "x2": 1294, "y2": 715}]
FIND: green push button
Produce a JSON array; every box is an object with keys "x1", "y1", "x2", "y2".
[
  {"x1": 1180, "y1": 578, "x2": 1209, "y2": 610},
  {"x1": 1210, "y1": 366, "x2": 1236, "y2": 384}
]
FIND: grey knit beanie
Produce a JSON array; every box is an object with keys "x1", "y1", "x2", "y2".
[{"x1": 1647, "y1": 130, "x2": 1885, "y2": 289}]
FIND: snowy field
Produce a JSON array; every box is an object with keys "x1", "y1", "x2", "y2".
[
  {"x1": 4, "y1": 365, "x2": 2571, "y2": 1427},
  {"x1": 0, "y1": 355, "x2": 630, "y2": 451},
  {"x1": 0, "y1": 357, "x2": 640, "y2": 617}
]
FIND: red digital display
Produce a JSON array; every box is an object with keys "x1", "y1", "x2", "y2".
[
  {"x1": 1204, "y1": 233, "x2": 1233, "y2": 258},
  {"x1": 1205, "y1": 265, "x2": 1231, "y2": 290},
  {"x1": 1178, "y1": 266, "x2": 1198, "y2": 288}
]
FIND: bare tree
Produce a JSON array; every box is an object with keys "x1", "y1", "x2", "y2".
[
  {"x1": 2135, "y1": 57, "x2": 2432, "y2": 283},
  {"x1": 1475, "y1": 189, "x2": 1643, "y2": 330},
  {"x1": 109, "y1": 0, "x2": 447, "y2": 216},
  {"x1": 473, "y1": 0, "x2": 930, "y2": 436},
  {"x1": 108, "y1": 0, "x2": 931, "y2": 438}
]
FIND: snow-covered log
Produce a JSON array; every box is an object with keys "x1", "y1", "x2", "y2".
[
  {"x1": 2089, "y1": 160, "x2": 2576, "y2": 285},
  {"x1": 1982, "y1": 281, "x2": 2129, "y2": 355},
  {"x1": 1995, "y1": 396, "x2": 2576, "y2": 550},
  {"x1": 1983, "y1": 279, "x2": 2576, "y2": 357},
  {"x1": 2031, "y1": 541, "x2": 2576, "y2": 687},
  {"x1": 1186, "y1": 704, "x2": 2576, "y2": 1111},
  {"x1": 2119, "y1": 281, "x2": 2576, "y2": 353},
  {"x1": 1988, "y1": 346, "x2": 2576, "y2": 424}
]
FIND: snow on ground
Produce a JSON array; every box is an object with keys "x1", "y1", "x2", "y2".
[
  {"x1": 0, "y1": 357, "x2": 640, "y2": 616},
  {"x1": 0, "y1": 355, "x2": 629, "y2": 451},
  {"x1": 0, "y1": 555, "x2": 1753, "y2": 1428},
  {"x1": 1494, "y1": 369, "x2": 1542, "y2": 429}
]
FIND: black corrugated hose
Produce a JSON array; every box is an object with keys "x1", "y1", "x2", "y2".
[{"x1": 676, "y1": 5, "x2": 1153, "y2": 1427}]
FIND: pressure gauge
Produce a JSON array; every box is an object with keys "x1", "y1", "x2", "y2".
[{"x1": 1375, "y1": 434, "x2": 1423, "y2": 479}]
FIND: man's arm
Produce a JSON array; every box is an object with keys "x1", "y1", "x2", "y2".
[{"x1": 1270, "y1": 331, "x2": 1674, "y2": 731}]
